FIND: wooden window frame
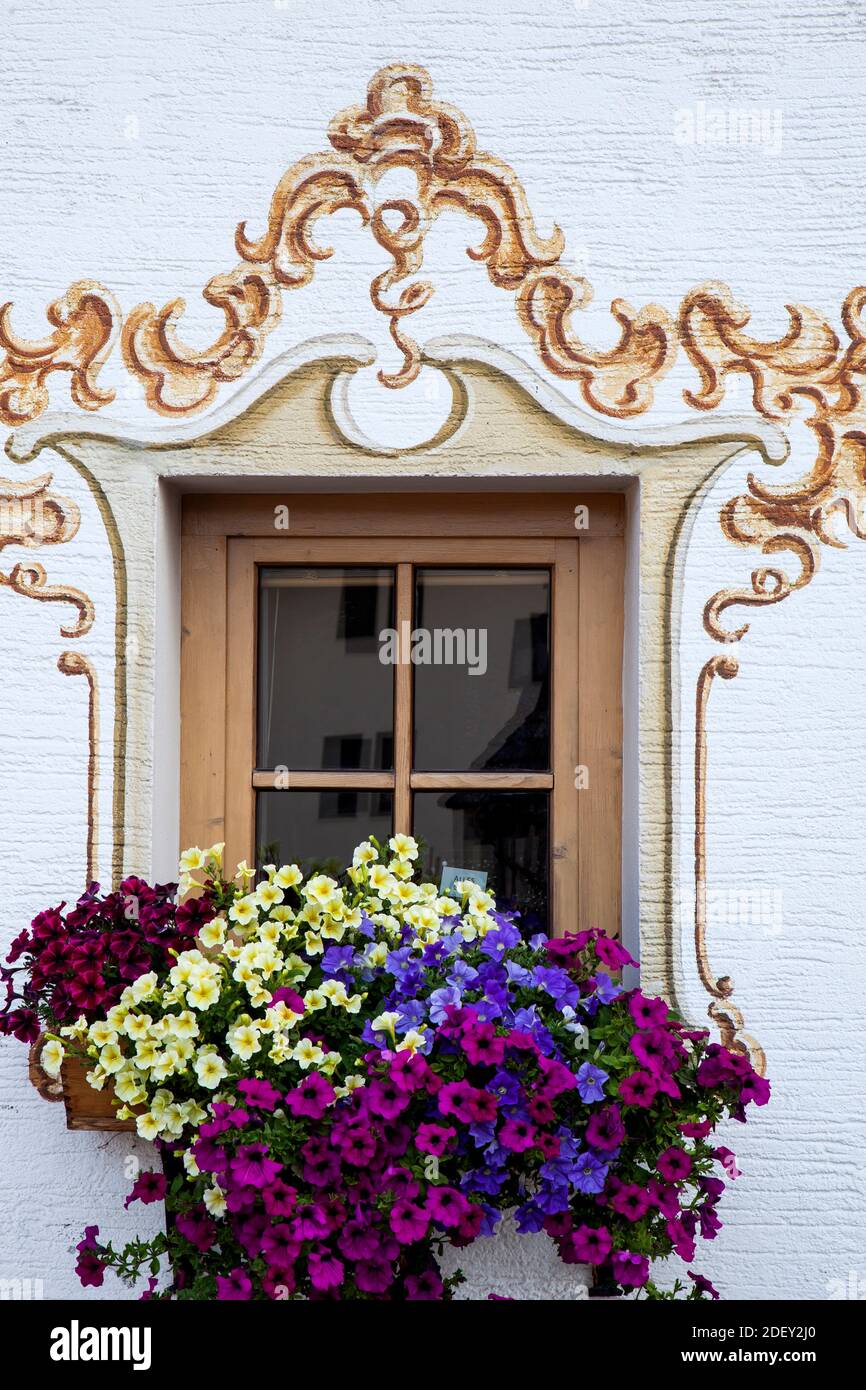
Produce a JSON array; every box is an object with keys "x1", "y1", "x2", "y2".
[{"x1": 181, "y1": 493, "x2": 624, "y2": 937}]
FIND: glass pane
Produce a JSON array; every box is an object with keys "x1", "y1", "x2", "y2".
[
  {"x1": 413, "y1": 790, "x2": 549, "y2": 932},
  {"x1": 257, "y1": 790, "x2": 393, "y2": 877},
  {"x1": 258, "y1": 567, "x2": 394, "y2": 770},
  {"x1": 413, "y1": 568, "x2": 550, "y2": 771}
]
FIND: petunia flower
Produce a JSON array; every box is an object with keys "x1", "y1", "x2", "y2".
[
  {"x1": 415, "y1": 1123, "x2": 456, "y2": 1156},
  {"x1": 656, "y1": 1146, "x2": 693, "y2": 1182},
  {"x1": 585, "y1": 1104, "x2": 625, "y2": 1152},
  {"x1": 499, "y1": 1117, "x2": 537, "y2": 1153},
  {"x1": 688, "y1": 1270, "x2": 721, "y2": 1300},
  {"x1": 230, "y1": 1144, "x2": 283, "y2": 1189},
  {"x1": 124, "y1": 1170, "x2": 167, "y2": 1208},
  {"x1": 405, "y1": 1269, "x2": 443, "y2": 1300},
  {"x1": 575, "y1": 1061, "x2": 609, "y2": 1103},
  {"x1": 568, "y1": 1223, "x2": 613, "y2": 1265},
  {"x1": 308, "y1": 1247, "x2": 345, "y2": 1291},
  {"x1": 390, "y1": 1200, "x2": 429, "y2": 1244},
  {"x1": 612, "y1": 1250, "x2": 650, "y2": 1289},
  {"x1": 216, "y1": 1267, "x2": 253, "y2": 1300},
  {"x1": 426, "y1": 1186, "x2": 470, "y2": 1229}
]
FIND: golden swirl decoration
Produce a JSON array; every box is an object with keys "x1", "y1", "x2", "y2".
[
  {"x1": 0, "y1": 561, "x2": 94, "y2": 638},
  {"x1": 0, "y1": 472, "x2": 80, "y2": 550},
  {"x1": 682, "y1": 284, "x2": 866, "y2": 1073},
  {"x1": 0, "y1": 64, "x2": 682, "y2": 417},
  {"x1": 0, "y1": 471, "x2": 93, "y2": 637},
  {"x1": 58, "y1": 651, "x2": 99, "y2": 883},
  {"x1": 0, "y1": 281, "x2": 119, "y2": 425},
  {"x1": 680, "y1": 282, "x2": 866, "y2": 640}
]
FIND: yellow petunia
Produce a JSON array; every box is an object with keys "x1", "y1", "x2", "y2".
[
  {"x1": 198, "y1": 918, "x2": 226, "y2": 950},
  {"x1": 389, "y1": 833, "x2": 419, "y2": 862},
  {"x1": 227, "y1": 1022, "x2": 260, "y2": 1060},
  {"x1": 193, "y1": 1051, "x2": 228, "y2": 1089},
  {"x1": 292, "y1": 1038, "x2": 324, "y2": 1070},
  {"x1": 274, "y1": 864, "x2": 302, "y2": 890},
  {"x1": 136, "y1": 1112, "x2": 161, "y2": 1141},
  {"x1": 40, "y1": 1039, "x2": 65, "y2": 1078}
]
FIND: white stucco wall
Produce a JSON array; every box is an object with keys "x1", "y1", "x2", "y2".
[{"x1": 2, "y1": 0, "x2": 865, "y2": 1300}]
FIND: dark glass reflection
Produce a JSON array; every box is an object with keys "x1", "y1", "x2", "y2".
[
  {"x1": 257, "y1": 791, "x2": 393, "y2": 878},
  {"x1": 258, "y1": 567, "x2": 395, "y2": 770},
  {"x1": 413, "y1": 790, "x2": 549, "y2": 931},
  {"x1": 413, "y1": 569, "x2": 550, "y2": 771}
]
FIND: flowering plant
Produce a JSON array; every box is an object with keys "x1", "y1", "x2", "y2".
[
  {"x1": 0, "y1": 877, "x2": 200, "y2": 1049},
  {"x1": 21, "y1": 836, "x2": 768, "y2": 1300}
]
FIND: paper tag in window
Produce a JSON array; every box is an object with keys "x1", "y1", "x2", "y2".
[{"x1": 439, "y1": 864, "x2": 488, "y2": 895}]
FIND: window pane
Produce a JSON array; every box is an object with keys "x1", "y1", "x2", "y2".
[
  {"x1": 413, "y1": 568, "x2": 550, "y2": 771},
  {"x1": 413, "y1": 790, "x2": 549, "y2": 932},
  {"x1": 258, "y1": 567, "x2": 395, "y2": 770},
  {"x1": 257, "y1": 790, "x2": 393, "y2": 877}
]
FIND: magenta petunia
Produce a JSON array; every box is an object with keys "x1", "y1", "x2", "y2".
[
  {"x1": 568, "y1": 1223, "x2": 613, "y2": 1265},
  {"x1": 499, "y1": 1117, "x2": 537, "y2": 1153},
  {"x1": 216, "y1": 1267, "x2": 253, "y2": 1300},
  {"x1": 124, "y1": 1169, "x2": 167, "y2": 1208},
  {"x1": 268, "y1": 986, "x2": 306, "y2": 1015},
  {"x1": 688, "y1": 1270, "x2": 721, "y2": 1300},
  {"x1": 656, "y1": 1146, "x2": 693, "y2": 1182},
  {"x1": 308, "y1": 1246, "x2": 345, "y2": 1291},
  {"x1": 585, "y1": 1104, "x2": 625, "y2": 1152},
  {"x1": 426, "y1": 1186, "x2": 470, "y2": 1229},
  {"x1": 415, "y1": 1122, "x2": 456, "y2": 1156},
  {"x1": 618, "y1": 1070, "x2": 658, "y2": 1108},
  {"x1": 286, "y1": 1072, "x2": 335, "y2": 1120},
  {"x1": 628, "y1": 991, "x2": 669, "y2": 1029},
  {"x1": 610, "y1": 1183, "x2": 652, "y2": 1222},
  {"x1": 389, "y1": 1199, "x2": 430, "y2": 1244},
  {"x1": 405, "y1": 1269, "x2": 444, "y2": 1300},
  {"x1": 230, "y1": 1144, "x2": 283, "y2": 1189},
  {"x1": 237, "y1": 1077, "x2": 283, "y2": 1111},
  {"x1": 355, "y1": 1258, "x2": 393, "y2": 1294},
  {"x1": 612, "y1": 1250, "x2": 650, "y2": 1289}
]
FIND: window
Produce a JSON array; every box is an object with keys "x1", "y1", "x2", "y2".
[{"x1": 181, "y1": 493, "x2": 624, "y2": 937}]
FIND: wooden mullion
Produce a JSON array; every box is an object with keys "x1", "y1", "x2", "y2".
[
  {"x1": 394, "y1": 563, "x2": 413, "y2": 836},
  {"x1": 253, "y1": 771, "x2": 395, "y2": 790},
  {"x1": 225, "y1": 541, "x2": 258, "y2": 870},
  {"x1": 578, "y1": 536, "x2": 623, "y2": 938},
  {"x1": 410, "y1": 772, "x2": 553, "y2": 790},
  {"x1": 552, "y1": 539, "x2": 580, "y2": 937}
]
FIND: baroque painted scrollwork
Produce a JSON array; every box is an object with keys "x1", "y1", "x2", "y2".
[
  {"x1": 0, "y1": 473, "x2": 99, "y2": 893},
  {"x1": 0, "y1": 472, "x2": 94, "y2": 637},
  {"x1": 58, "y1": 651, "x2": 99, "y2": 885},
  {"x1": 0, "y1": 65, "x2": 679, "y2": 416},
  {"x1": 0, "y1": 281, "x2": 120, "y2": 425}
]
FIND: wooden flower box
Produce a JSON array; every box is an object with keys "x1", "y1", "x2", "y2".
[
  {"x1": 29, "y1": 1037, "x2": 135, "y2": 1131},
  {"x1": 61, "y1": 1056, "x2": 135, "y2": 1132}
]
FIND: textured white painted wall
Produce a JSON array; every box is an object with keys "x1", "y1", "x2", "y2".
[{"x1": 2, "y1": 0, "x2": 865, "y2": 1299}]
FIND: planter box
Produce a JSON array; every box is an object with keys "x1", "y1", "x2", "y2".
[{"x1": 61, "y1": 1057, "x2": 134, "y2": 1132}]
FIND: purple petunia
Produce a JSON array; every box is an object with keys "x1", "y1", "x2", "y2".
[
  {"x1": 612, "y1": 1250, "x2": 650, "y2": 1289},
  {"x1": 688, "y1": 1270, "x2": 720, "y2": 1300},
  {"x1": 124, "y1": 1170, "x2": 167, "y2": 1208},
  {"x1": 230, "y1": 1144, "x2": 283, "y2": 1190},
  {"x1": 656, "y1": 1146, "x2": 693, "y2": 1182},
  {"x1": 575, "y1": 1061, "x2": 609, "y2": 1103},
  {"x1": 571, "y1": 1152, "x2": 609, "y2": 1194}
]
